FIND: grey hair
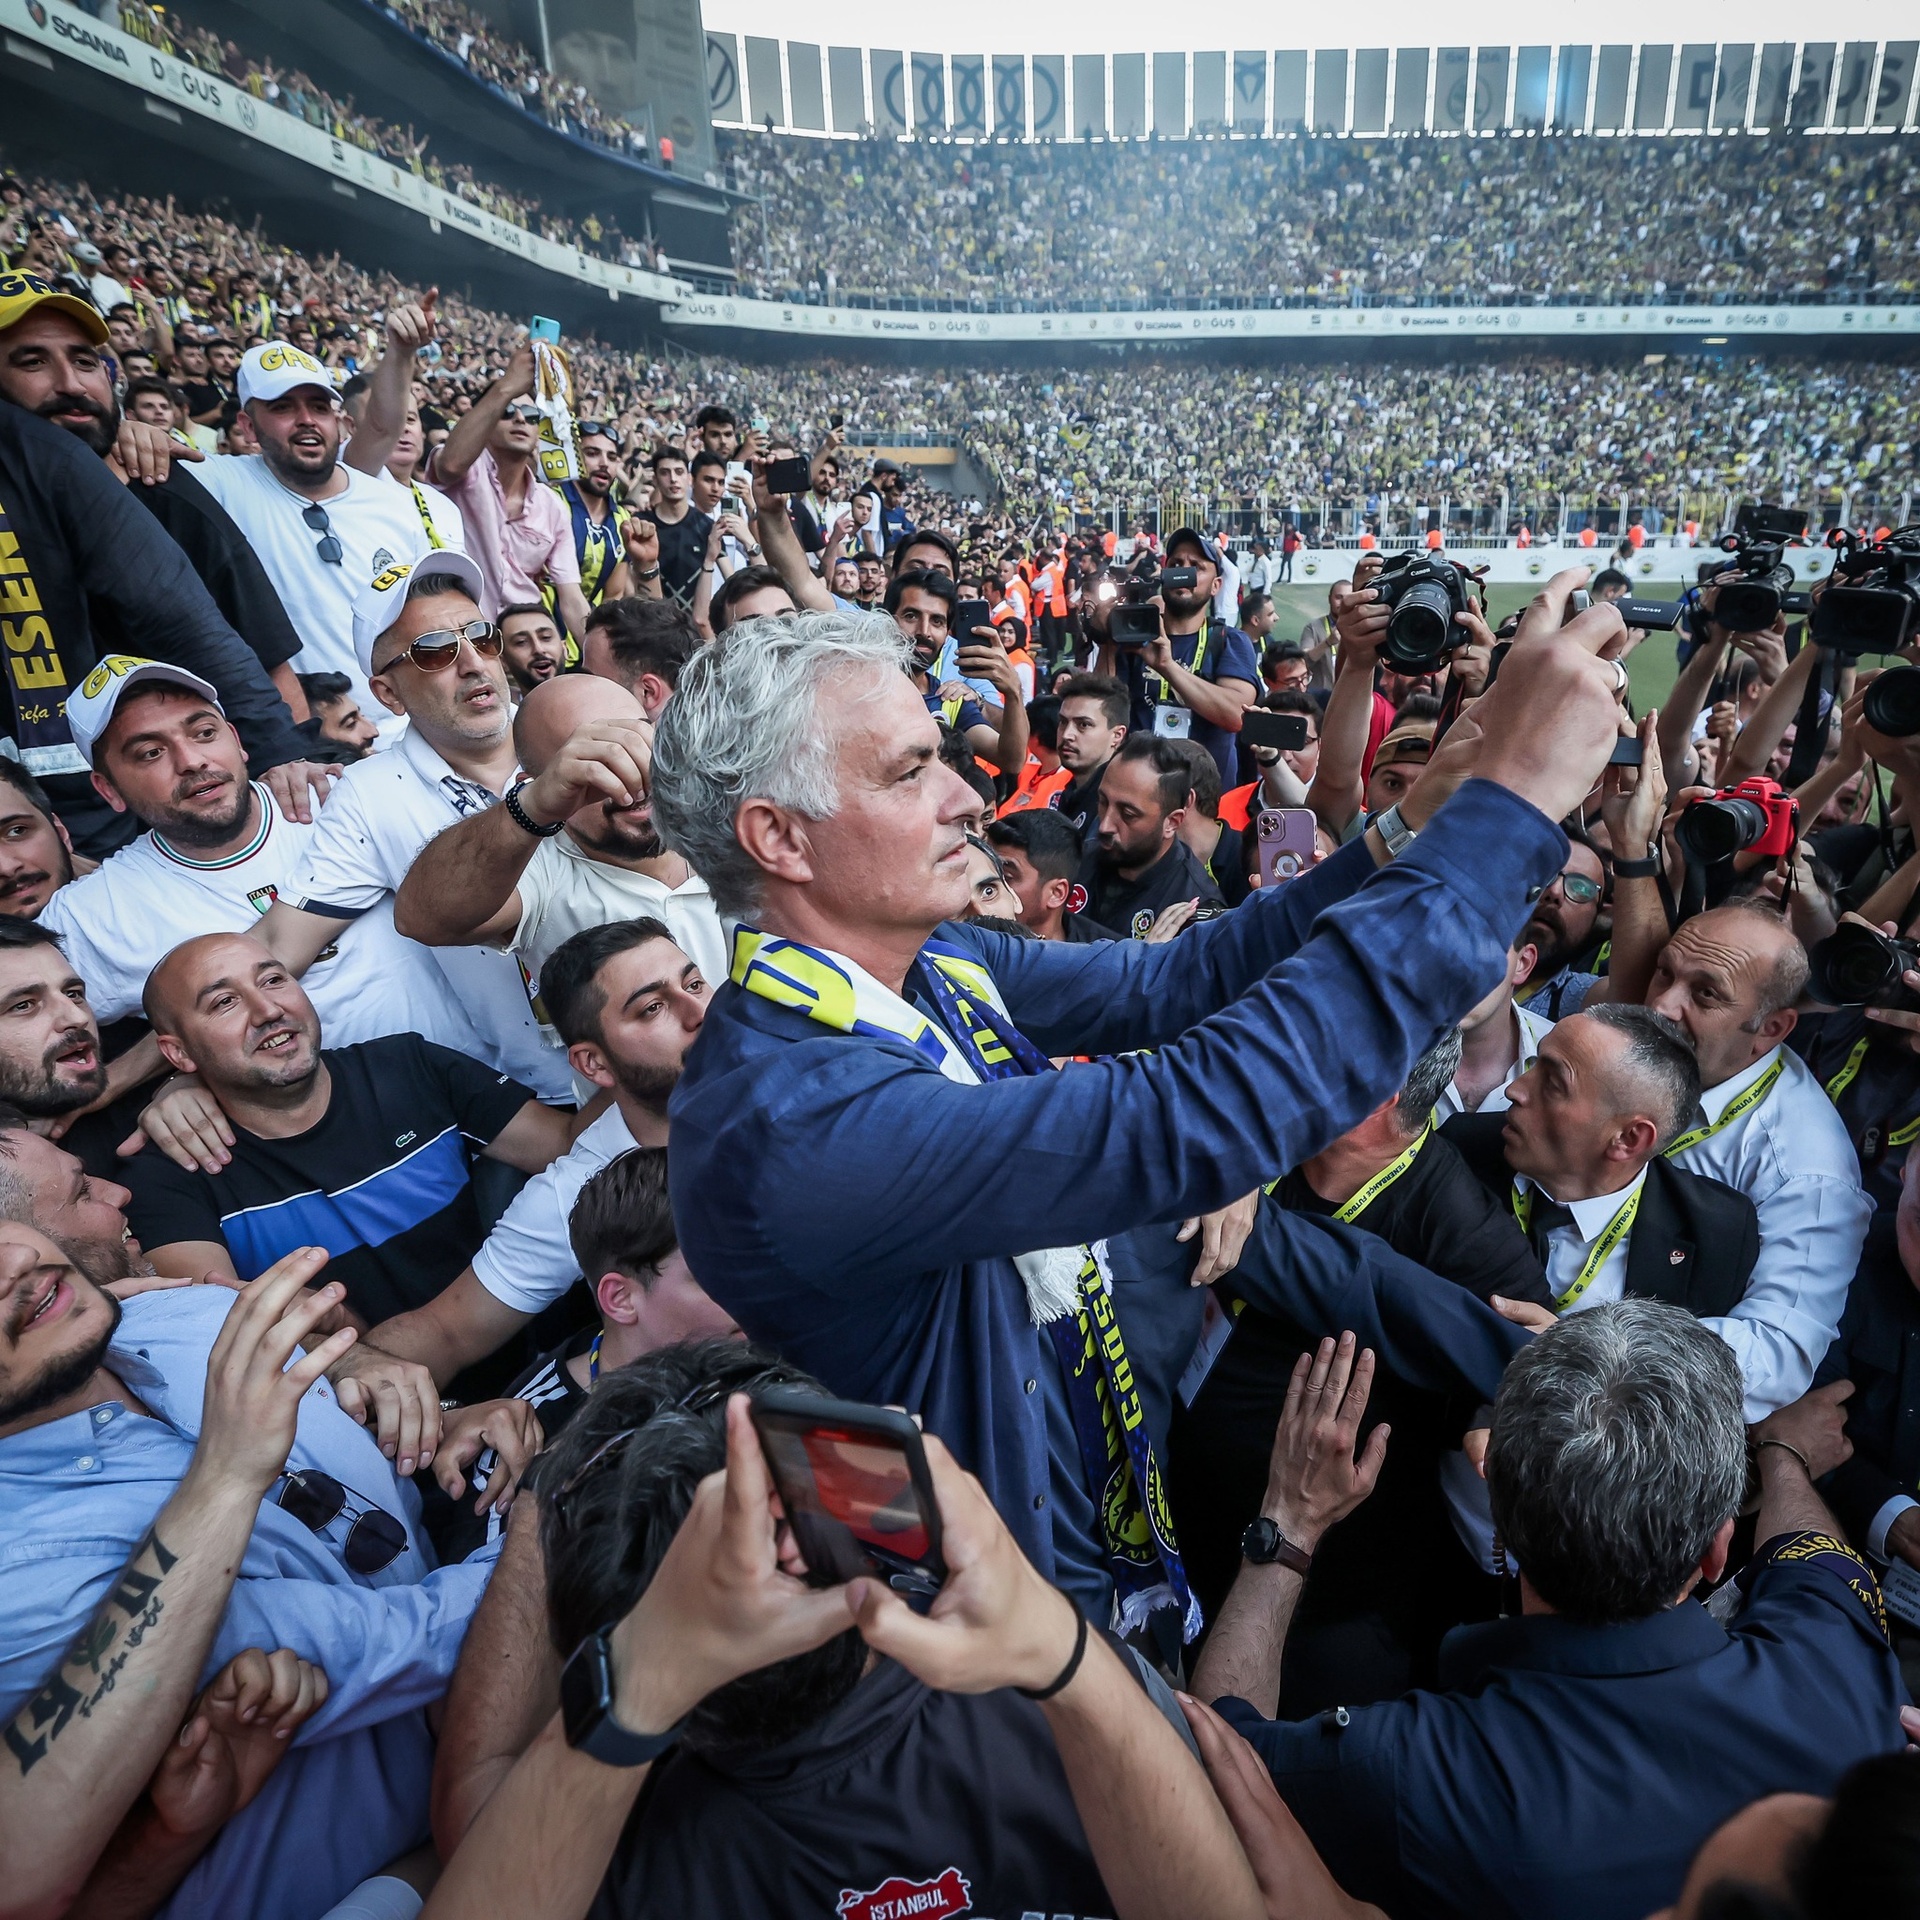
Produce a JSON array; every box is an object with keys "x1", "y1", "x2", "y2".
[
  {"x1": 651, "y1": 609, "x2": 913, "y2": 920},
  {"x1": 1486, "y1": 1299, "x2": 1746, "y2": 1622},
  {"x1": 1395, "y1": 1027, "x2": 1463, "y2": 1132},
  {"x1": 1576, "y1": 1002, "x2": 1702, "y2": 1150}
]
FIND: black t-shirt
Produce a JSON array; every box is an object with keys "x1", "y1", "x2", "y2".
[
  {"x1": 591, "y1": 1656, "x2": 1113, "y2": 1920},
  {"x1": 1079, "y1": 837, "x2": 1225, "y2": 939},
  {"x1": 642, "y1": 505, "x2": 714, "y2": 606},
  {"x1": 121, "y1": 1036, "x2": 532, "y2": 1325}
]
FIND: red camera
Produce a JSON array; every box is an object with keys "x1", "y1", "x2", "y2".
[{"x1": 1676, "y1": 776, "x2": 1798, "y2": 865}]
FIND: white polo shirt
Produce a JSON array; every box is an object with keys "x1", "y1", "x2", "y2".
[
  {"x1": 278, "y1": 729, "x2": 573, "y2": 1103},
  {"x1": 194, "y1": 454, "x2": 463, "y2": 713},
  {"x1": 506, "y1": 834, "x2": 728, "y2": 991},
  {"x1": 470, "y1": 1103, "x2": 638, "y2": 1310},
  {"x1": 40, "y1": 784, "x2": 480, "y2": 1056}
]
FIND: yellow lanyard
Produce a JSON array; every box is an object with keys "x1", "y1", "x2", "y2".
[
  {"x1": 1333, "y1": 1116, "x2": 1433, "y2": 1224},
  {"x1": 1512, "y1": 1181, "x2": 1644, "y2": 1310},
  {"x1": 409, "y1": 484, "x2": 445, "y2": 551},
  {"x1": 1819, "y1": 1035, "x2": 1920, "y2": 1149},
  {"x1": 1149, "y1": 620, "x2": 1211, "y2": 707},
  {"x1": 1662, "y1": 1056, "x2": 1783, "y2": 1159}
]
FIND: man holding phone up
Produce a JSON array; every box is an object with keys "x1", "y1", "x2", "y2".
[
  {"x1": 652, "y1": 585, "x2": 1626, "y2": 1637},
  {"x1": 1117, "y1": 528, "x2": 1259, "y2": 786}
]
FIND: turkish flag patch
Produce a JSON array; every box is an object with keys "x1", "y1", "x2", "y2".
[
  {"x1": 835, "y1": 1867, "x2": 973, "y2": 1920},
  {"x1": 1066, "y1": 883, "x2": 1089, "y2": 915}
]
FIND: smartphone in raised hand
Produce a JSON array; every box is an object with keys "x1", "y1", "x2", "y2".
[{"x1": 749, "y1": 1389, "x2": 946, "y2": 1596}]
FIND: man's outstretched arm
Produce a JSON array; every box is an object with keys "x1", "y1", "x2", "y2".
[{"x1": 0, "y1": 1253, "x2": 354, "y2": 1920}]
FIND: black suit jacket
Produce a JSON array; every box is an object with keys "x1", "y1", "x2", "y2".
[
  {"x1": 1815, "y1": 1213, "x2": 1920, "y2": 1545},
  {"x1": 1442, "y1": 1114, "x2": 1759, "y2": 1319}
]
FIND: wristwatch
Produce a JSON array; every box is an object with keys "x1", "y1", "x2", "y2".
[
  {"x1": 503, "y1": 781, "x2": 565, "y2": 839},
  {"x1": 560, "y1": 1627, "x2": 685, "y2": 1767},
  {"x1": 1372, "y1": 800, "x2": 1418, "y2": 857},
  {"x1": 1241, "y1": 1516, "x2": 1315, "y2": 1575}
]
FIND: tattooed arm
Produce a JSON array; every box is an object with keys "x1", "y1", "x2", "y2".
[{"x1": 0, "y1": 1248, "x2": 356, "y2": 1920}]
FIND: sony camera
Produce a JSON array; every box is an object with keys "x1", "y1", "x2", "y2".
[
  {"x1": 1371, "y1": 553, "x2": 1472, "y2": 673},
  {"x1": 1812, "y1": 526, "x2": 1920, "y2": 658},
  {"x1": 1807, "y1": 921, "x2": 1920, "y2": 1011},
  {"x1": 1708, "y1": 504, "x2": 1812, "y2": 633},
  {"x1": 1674, "y1": 775, "x2": 1799, "y2": 866},
  {"x1": 1106, "y1": 564, "x2": 1197, "y2": 647}
]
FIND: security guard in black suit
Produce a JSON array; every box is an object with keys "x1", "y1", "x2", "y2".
[{"x1": 1443, "y1": 1005, "x2": 1759, "y2": 1324}]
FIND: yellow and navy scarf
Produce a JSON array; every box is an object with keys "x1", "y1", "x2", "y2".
[{"x1": 731, "y1": 926, "x2": 1200, "y2": 1638}]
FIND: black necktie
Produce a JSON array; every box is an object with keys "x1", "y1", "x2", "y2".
[{"x1": 1524, "y1": 1196, "x2": 1575, "y2": 1265}]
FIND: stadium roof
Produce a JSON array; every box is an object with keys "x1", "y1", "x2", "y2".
[{"x1": 707, "y1": 0, "x2": 1920, "y2": 58}]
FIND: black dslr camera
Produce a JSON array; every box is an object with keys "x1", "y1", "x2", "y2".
[
  {"x1": 1813, "y1": 525, "x2": 1920, "y2": 658},
  {"x1": 1807, "y1": 921, "x2": 1920, "y2": 1012},
  {"x1": 1107, "y1": 563, "x2": 1197, "y2": 648},
  {"x1": 1371, "y1": 553, "x2": 1471, "y2": 673},
  {"x1": 1863, "y1": 665, "x2": 1920, "y2": 740},
  {"x1": 1709, "y1": 505, "x2": 1812, "y2": 633}
]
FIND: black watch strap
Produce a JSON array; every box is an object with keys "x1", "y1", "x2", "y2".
[
  {"x1": 560, "y1": 1628, "x2": 684, "y2": 1767},
  {"x1": 1612, "y1": 854, "x2": 1660, "y2": 879},
  {"x1": 504, "y1": 781, "x2": 565, "y2": 838},
  {"x1": 1241, "y1": 1516, "x2": 1314, "y2": 1575}
]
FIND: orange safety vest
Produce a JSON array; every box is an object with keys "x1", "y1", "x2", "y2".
[
  {"x1": 1219, "y1": 781, "x2": 1259, "y2": 832},
  {"x1": 999, "y1": 763, "x2": 1071, "y2": 817}
]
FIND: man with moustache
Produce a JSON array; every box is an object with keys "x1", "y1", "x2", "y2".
[
  {"x1": 555, "y1": 424, "x2": 640, "y2": 606},
  {"x1": 246, "y1": 557, "x2": 576, "y2": 1114},
  {"x1": 394, "y1": 673, "x2": 725, "y2": 989},
  {"x1": 885, "y1": 568, "x2": 1029, "y2": 773},
  {"x1": 0, "y1": 761, "x2": 81, "y2": 920},
  {"x1": 0, "y1": 280, "x2": 308, "y2": 716},
  {"x1": 498, "y1": 603, "x2": 566, "y2": 698}
]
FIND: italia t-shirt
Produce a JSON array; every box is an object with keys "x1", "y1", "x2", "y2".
[{"x1": 121, "y1": 1035, "x2": 533, "y2": 1325}]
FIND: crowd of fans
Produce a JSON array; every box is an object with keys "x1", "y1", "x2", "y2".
[
  {"x1": 97, "y1": 1, "x2": 663, "y2": 266},
  {"x1": 725, "y1": 127, "x2": 1920, "y2": 309},
  {"x1": 6, "y1": 162, "x2": 1918, "y2": 539},
  {"x1": 1, "y1": 148, "x2": 1920, "y2": 1920}
]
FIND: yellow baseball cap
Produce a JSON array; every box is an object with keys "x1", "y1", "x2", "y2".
[{"x1": 0, "y1": 269, "x2": 107, "y2": 345}]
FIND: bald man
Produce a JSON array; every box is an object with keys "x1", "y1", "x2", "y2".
[
  {"x1": 124, "y1": 929, "x2": 574, "y2": 1321},
  {"x1": 392, "y1": 673, "x2": 724, "y2": 985}
]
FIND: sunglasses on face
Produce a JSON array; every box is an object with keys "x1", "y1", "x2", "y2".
[
  {"x1": 1552, "y1": 870, "x2": 1603, "y2": 907},
  {"x1": 275, "y1": 1468, "x2": 407, "y2": 1574},
  {"x1": 381, "y1": 620, "x2": 504, "y2": 675},
  {"x1": 301, "y1": 502, "x2": 343, "y2": 567},
  {"x1": 502, "y1": 403, "x2": 541, "y2": 423}
]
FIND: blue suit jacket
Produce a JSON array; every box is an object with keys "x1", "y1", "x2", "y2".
[{"x1": 670, "y1": 780, "x2": 1564, "y2": 1578}]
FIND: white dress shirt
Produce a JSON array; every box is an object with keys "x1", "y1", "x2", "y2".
[
  {"x1": 1671, "y1": 1045, "x2": 1871, "y2": 1422},
  {"x1": 1438, "y1": 1002, "x2": 1555, "y2": 1119}
]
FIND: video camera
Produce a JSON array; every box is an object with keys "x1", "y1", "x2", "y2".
[
  {"x1": 1811, "y1": 524, "x2": 1920, "y2": 658},
  {"x1": 1105, "y1": 562, "x2": 1198, "y2": 648},
  {"x1": 1807, "y1": 921, "x2": 1920, "y2": 1012},
  {"x1": 1707, "y1": 504, "x2": 1812, "y2": 633},
  {"x1": 1674, "y1": 775, "x2": 1798, "y2": 866},
  {"x1": 1863, "y1": 664, "x2": 1920, "y2": 739}
]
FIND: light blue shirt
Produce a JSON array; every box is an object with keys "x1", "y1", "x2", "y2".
[{"x1": 0, "y1": 1286, "x2": 498, "y2": 1919}]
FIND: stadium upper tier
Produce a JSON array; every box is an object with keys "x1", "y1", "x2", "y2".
[
  {"x1": 6, "y1": 166, "x2": 1916, "y2": 533},
  {"x1": 720, "y1": 130, "x2": 1920, "y2": 310}
]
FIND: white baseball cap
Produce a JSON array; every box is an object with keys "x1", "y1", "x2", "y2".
[
  {"x1": 66, "y1": 656, "x2": 223, "y2": 766},
  {"x1": 237, "y1": 340, "x2": 339, "y2": 407},
  {"x1": 350, "y1": 547, "x2": 489, "y2": 676}
]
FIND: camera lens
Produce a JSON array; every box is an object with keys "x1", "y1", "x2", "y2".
[
  {"x1": 1807, "y1": 924, "x2": 1906, "y2": 1007},
  {"x1": 1385, "y1": 582, "x2": 1455, "y2": 671},
  {"x1": 1675, "y1": 796, "x2": 1768, "y2": 865},
  {"x1": 1863, "y1": 665, "x2": 1920, "y2": 740}
]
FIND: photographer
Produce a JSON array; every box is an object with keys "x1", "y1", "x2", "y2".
[{"x1": 1107, "y1": 529, "x2": 1258, "y2": 786}]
